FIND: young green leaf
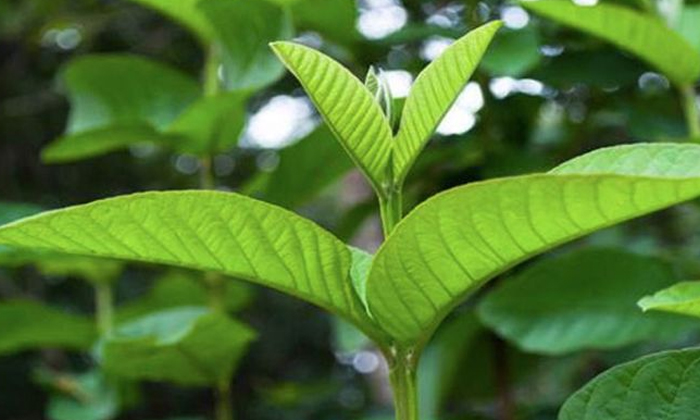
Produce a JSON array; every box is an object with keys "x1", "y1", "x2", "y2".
[
  {"x1": 100, "y1": 307, "x2": 256, "y2": 386},
  {"x1": 559, "y1": 348, "x2": 700, "y2": 420},
  {"x1": 46, "y1": 370, "x2": 122, "y2": 420},
  {"x1": 393, "y1": 21, "x2": 501, "y2": 184},
  {"x1": 0, "y1": 191, "x2": 383, "y2": 343},
  {"x1": 366, "y1": 143, "x2": 700, "y2": 348},
  {"x1": 270, "y1": 41, "x2": 394, "y2": 193},
  {"x1": 522, "y1": 0, "x2": 700, "y2": 86},
  {"x1": 0, "y1": 300, "x2": 96, "y2": 354},
  {"x1": 199, "y1": 0, "x2": 293, "y2": 92},
  {"x1": 639, "y1": 281, "x2": 700, "y2": 318},
  {"x1": 477, "y1": 248, "x2": 696, "y2": 355}
]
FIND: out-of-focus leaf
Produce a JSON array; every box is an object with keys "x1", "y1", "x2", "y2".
[
  {"x1": 42, "y1": 125, "x2": 165, "y2": 164},
  {"x1": 676, "y1": 5, "x2": 700, "y2": 54},
  {"x1": 47, "y1": 371, "x2": 120, "y2": 420},
  {"x1": 125, "y1": 0, "x2": 214, "y2": 42},
  {"x1": 291, "y1": 0, "x2": 358, "y2": 44},
  {"x1": 0, "y1": 300, "x2": 95, "y2": 355},
  {"x1": 248, "y1": 125, "x2": 354, "y2": 209},
  {"x1": 115, "y1": 271, "x2": 253, "y2": 322},
  {"x1": 523, "y1": 0, "x2": 700, "y2": 85},
  {"x1": 167, "y1": 93, "x2": 247, "y2": 156},
  {"x1": 366, "y1": 143, "x2": 700, "y2": 347},
  {"x1": 639, "y1": 281, "x2": 700, "y2": 318},
  {"x1": 61, "y1": 55, "x2": 199, "y2": 134},
  {"x1": 36, "y1": 255, "x2": 123, "y2": 285},
  {"x1": 559, "y1": 348, "x2": 700, "y2": 420},
  {"x1": 0, "y1": 191, "x2": 385, "y2": 343},
  {"x1": 481, "y1": 26, "x2": 540, "y2": 77},
  {"x1": 271, "y1": 41, "x2": 393, "y2": 192},
  {"x1": 477, "y1": 248, "x2": 696, "y2": 355},
  {"x1": 533, "y1": 49, "x2": 645, "y2": 88},
  {"x1": 393, "y1": 21, "x2": 502, "y2": 184},
  {"x1": 100, "y1": 307, "x2": 256, "y2": 386},
  {"x1": 199, "y1": 0, "x2": 293, "y2": 92}
]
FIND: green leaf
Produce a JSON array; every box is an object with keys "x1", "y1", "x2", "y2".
[
  {"x1": 115, "y1": 271, "x2": 253, "y2": 322},
  {"x1": 477, "y1": 248, "x2": 697, "y2": 355},
  {"x1": 36, "y1": 255, "x2": 123, "y2": 285},
  {"x1": 366, "y1": 143, "x2": 700, "y2": 347},
  {"x1": 125, "y1": 0, "x2": 214, "y2": 42},
  {"x1": 639, "y1": 281, "x2": 700, "y2": 318},
  {"x1": 522, "y1": 0, "x2": 700, "y2": 85},
  {"x1": 61, "y1": 55, "x2": 200, "y2": 134},
  {"x1": 0, "y1": 191, "x2": 383, "y2": 343},
  {"x1": 0, "y1": 201, "x2": 43, "y2": 264},
  {"x1": 270, "y1": 41, "x2": 394, "y2": 192},
  {"x1": 47, "y1": 371, "x2": 121, "y2": 420},
  {"x1": 247, "y1": 125, "x2": 354, "y2": 209},
  {"x1": 100, "y1": 307, "x2": 255, "y2": 386},
  {"x1": 199, "y1": 0, "x2": 293, "y2": 92},
  {"x1": 290, "y1": 0, "x2": 359, "y2": 44},
  {"x1": 0, "y1": 300, "x2": 96, "y2": 355},
  {"x1": 166, "y1": 92, "x2": 247, "y2": 156},
  {"x1": 481, "y1": 26, "x2": 541, "y2": 77},
  {"x1": 392, "y1": 21, "x2": 501, "y2": 184},
  {"x1": 676, "y1": 5, "x2": 700, "y2": 54},
  {"x1": 42, "y1": 125, "x2": 164, "y2": 164},
  {"x1": 559, "y1": 348, "x2": 700, "y2": 420}
]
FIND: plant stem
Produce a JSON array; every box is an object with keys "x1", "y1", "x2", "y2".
[
  {"x1": 379, "y1": 188, "x2": 403, "y2": 237},
  {"x1": 680, "y1": 84, "x2": 700, "y2": 140},
  {"x1": 215, "y1": 378, "x2": 233, "y2": 420},
  {"x1": 492, "y1": 335, "x2": 515, "y2": 420},
  {"x1": 387, "y1": 347, "x2": 419, "y2": 420},
  {"x1": 94, "y1": 282, "x2": 114, "y2": 336},
  {"x1": 200, "y1": 156, "x2": 215, "y2": 190}
]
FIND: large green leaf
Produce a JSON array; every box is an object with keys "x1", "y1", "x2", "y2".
[
  {"x1": 271, "y1": 41, "x2": 394, "y2": 192},
  {"x1": 477, "y1": 248, "x2": 696, "y2": 355},
  {"x1": 676, "y1": 5, "x2": 700, "y2": 54},
  {"x1": 200, "y1": 0, "x2": 293, "y2": 92},
  {"x1": 0, "y1": 191, "x2": 383, "y2": 342},
  {"x1": 290, "y1": 0, "x2": 358, "y2": 44},
  {"x1": 366, "y1": 143, "x2": 700, "y2": 347},
  {"x1": 100, "y1": 307, "x2": 255, "y2": 386},
  {"x1": 0, "y1": 300, "x2": 96, "y2": 354},
  {"x1": 639, "y1": 281, "x2": 700, "y2": 318},
  {"x1": 392, "y1": 21, "x2": 501, "y2": 184},
  {"x1": 481, "y1": 26, "x2": 540, "y2": 77},
  {"x1": 125, "y1": 0, "x2": 214, "y2": 42},
  {"x1": 522, "y1": 0, "x2": 700, "y2": 85},
  {"x1": 559, "y1": 348, "x2": 700, "y2": 420}
]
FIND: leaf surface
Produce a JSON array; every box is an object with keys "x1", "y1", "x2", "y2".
[
  {"x1": 522, "y1": 0, "x2": 700, "y2": 85},
  {"x1": 271, "y1": 41, "x2": 394, "y2": 192},
  {"x1": 125, "y1": 0, "x2": 214, "y2": 42},
  {"x1": 639, "y1": 281, "x2": 700, "y2": 318},
  {"x1": 478, "y1": 248, "x2": 697, "y2": 355},
  {"x1": 0, "y1": 300, "x2": 96, "y2": 354},
  {"x1": 367, "y1": 143, "x2": 700, "y2": 347},
  {"x1": 393, "y1": 21, "x2": 501, "y2": 184},
  {"x1": 559, "y1": 348, "x2": 700, "y2": 420},
  {"x1": 200, "y1": 0, "x2": 293, "y2": 91},
  {"x1": 0, "y1": 191, "x2": 382, "y2": 342},
  {"x1": 100, "y1": 307, "x2": 255, "y2": 386}
]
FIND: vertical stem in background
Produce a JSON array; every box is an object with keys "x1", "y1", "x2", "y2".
[
  {"x1": 215, "y1": 378, "x2": 233, "y2": 420},
  {"x1": 492, "y1": 335, "x2": 515, "y2": 420},
  {"x1": 680, "y1": 84, "x2": 700, "y2": 140},
  {"x1": 95, "y1": 282, "x2": 114, "y2": 337},
  {"x1": 387, "y1": 347, "x2": 419, "y2": 420}
]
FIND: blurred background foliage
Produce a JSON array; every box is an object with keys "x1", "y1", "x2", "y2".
[{"x1": 2, "y1": 0, "x2": 700, "y2": 419}]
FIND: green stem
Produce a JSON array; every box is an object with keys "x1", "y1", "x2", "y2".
[
  {"x1": 379, "y1": 188, "x2": 403, "y2": 237},
  {"x1": 200, "y1": 156, "x2": 215, "y2": 190},
  {"x1": 215, "y1": 378, "x2": 233, "y2": 420},
  {"x1": 387, "y1": 347, "x2": 419, "y2": 420},
  {"x1": 94, "y1": 282, "x2": 114, "y2": 337},
  {"x1": 204, "y1": 46, "x2": 221, "y2": 97},
  {"x1": 680, "y1": 84, "x2": 700, "y2": 140}
]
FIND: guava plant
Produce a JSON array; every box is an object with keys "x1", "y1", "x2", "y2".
[{"x1": 4, "y1": 15, "x2": 700, "y2": 419}]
